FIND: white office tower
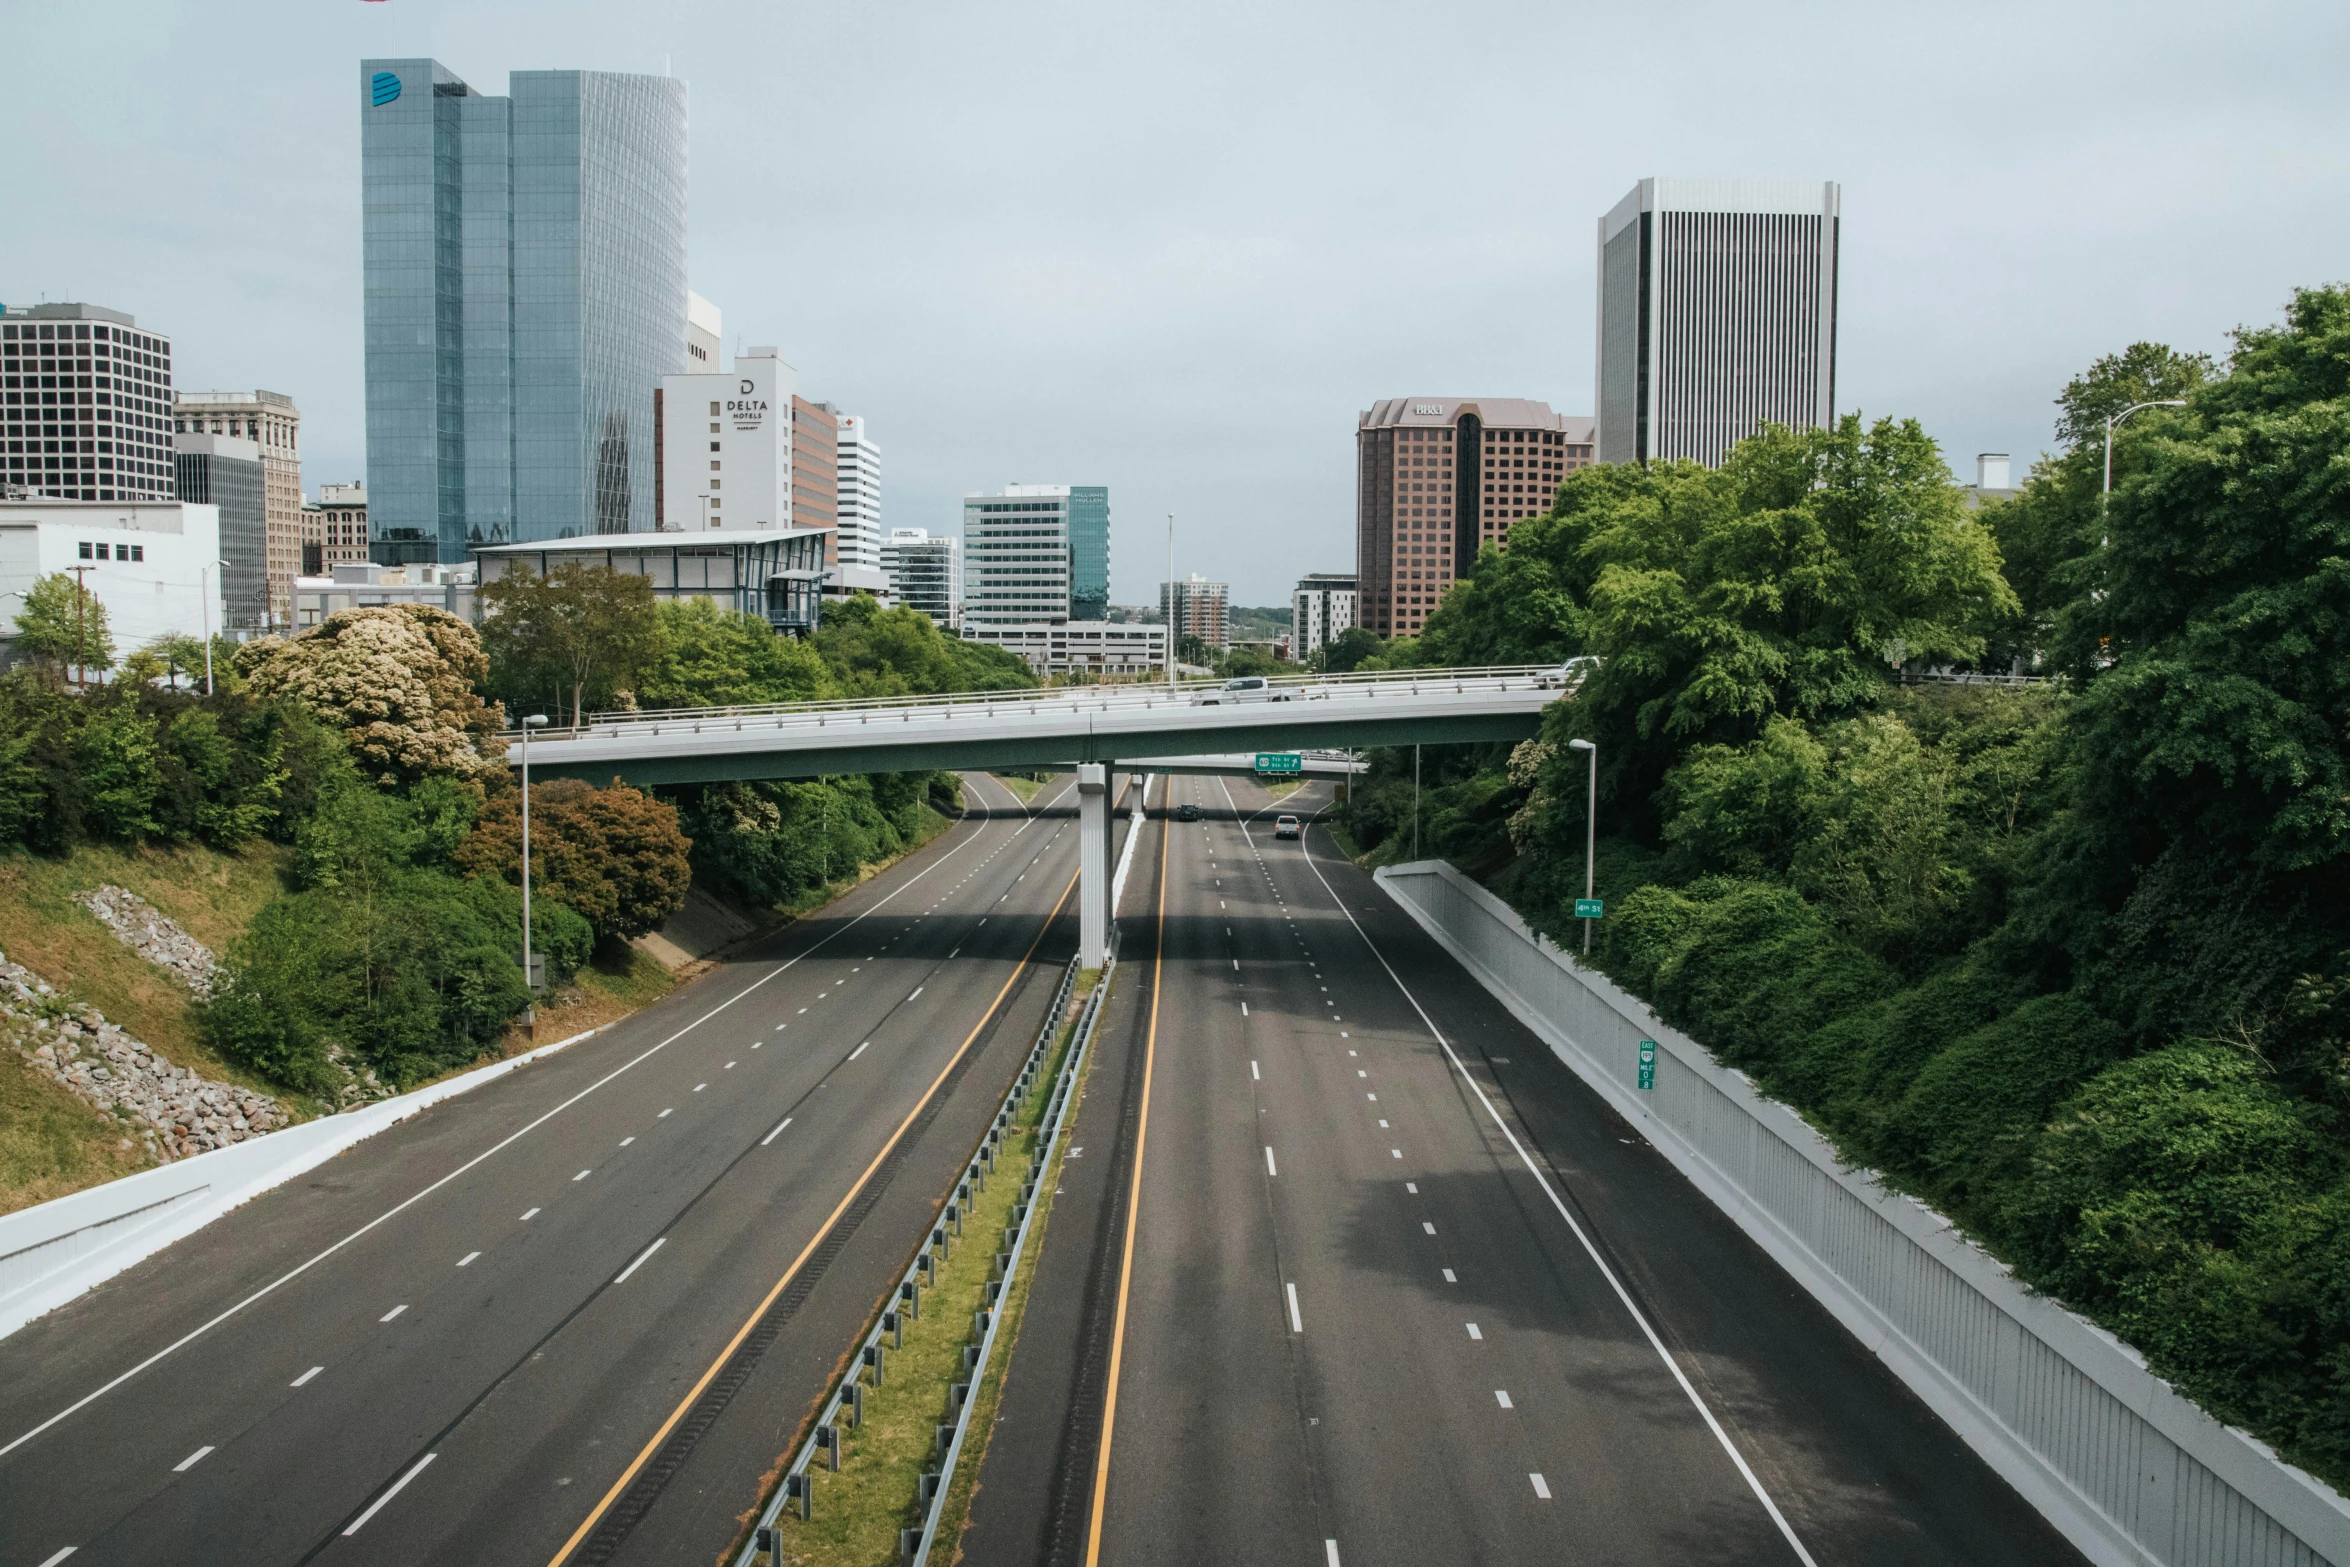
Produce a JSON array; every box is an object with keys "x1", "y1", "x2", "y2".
[
  {"x1": 685, "y1": 292, "x2": 722, "y2": 370},
  {"x1": 880, "y1": 527, "x2": 959, "y2": 624},
  {"x1": 1292, "y1": 572, "x2": 1357, "y2": 659},
  {"x1": 655, "y1": 347, "x2": 796, "y2": 531},
  {"x1": 1596, "y1": 179, "x2": 1841, "y2": 467},
  {"x1": 834, "y1": 414, "x2": 882, "y2": 571}
]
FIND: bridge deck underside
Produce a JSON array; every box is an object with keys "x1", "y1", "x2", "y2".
[{"x1": 526, "y1": 710, "x2": 1538, "y2": 786}]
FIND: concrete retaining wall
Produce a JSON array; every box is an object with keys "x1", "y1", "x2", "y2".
[{"x1": 1376, "y1": 859, "x2": 2350, "y2": 1567}]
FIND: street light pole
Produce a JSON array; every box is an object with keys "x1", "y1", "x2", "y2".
[
  {"x1": 199, "y1": 558, "x2": 228, "y2": 696},
  {"x1": 1413, "y1": 744, "x2": 1422, "y2": 860},
  {"x1": 1165, "y1": 512, "x2": 1177, "y2": 694},
  {"x1": 2103, "y1": 400, "x2": 2187, "y2": 508},
  {"x1": 1569, "y1": 738, "x2": 1597, "y2": 954},
  {"x1": 520, "y1": 713, "x2": 549, "y2": 1031}
]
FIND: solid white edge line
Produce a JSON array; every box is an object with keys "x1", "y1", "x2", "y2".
[
  {"x1": 613, "y1": 1237, "x2": 666, "y2": 1284},
  {"x1": 1285, "y1": 1280, "x2": 1303, "y2": 1333},
  {"x1": 761, "y1": 1115, "x2": 794, "y2": 1147},
  {"x1": 0, "y1": 792, "x2": 1012, "y2": 1464},
  {"x1": 342, "y1": 1451, "x2": 437, "y2": 1535},
  {"x1": 1294, "y1": 815, "x2": 1820, "y2": 1567}
]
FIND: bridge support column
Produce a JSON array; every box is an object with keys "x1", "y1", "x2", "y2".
[{"x1": 1079, "y1": 763, "x2": 1108, "y2": 969}]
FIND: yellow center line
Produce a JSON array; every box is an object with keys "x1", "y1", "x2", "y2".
[
  {"x1": 1083, "y1": 794, "x2": 1170, "y2": 1567},
  {"x1": 545, "y1": 871, "x2": 1079, "y2": 1567}
]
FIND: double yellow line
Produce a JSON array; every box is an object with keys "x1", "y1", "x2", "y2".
[{"x1": 545, "y1": 873, "x2": 1078, "y2": 1567}]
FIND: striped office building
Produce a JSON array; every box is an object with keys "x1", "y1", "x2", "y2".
[{"x1": 1596, "y1": 179, "x2": 1840, "y2": 468}]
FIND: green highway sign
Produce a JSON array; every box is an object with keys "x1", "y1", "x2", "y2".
[
  {"x1": 1637, "y1": 1038, "x2": 1657, "y2": 1091},
  {"x1": 1254, "y1": 752, "x2": 1303, "y2": 775},
  {"x1": 1575, "y1": 897, "x2": 1604, "y2": 919}
]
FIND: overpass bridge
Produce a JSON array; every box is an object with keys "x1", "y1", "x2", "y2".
[{"x1": 507, "y1": 664, "x2": 1578, "y2": 964}]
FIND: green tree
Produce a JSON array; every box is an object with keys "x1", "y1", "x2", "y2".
[
  {"x1": 2058, "y1": 287, "x2": 2350, "y2": 877},
  {"x1": 813, "y1": 594, "x2": 1034, "y2": 695},
  {"x1": 636, "y1": 599, "x2": 835, "y2": 708},
  {"x1": 1312, "y1": 626, "x2": 1383, "y2": 674},
  {"x1": 13, "y1": 572, "x2": 114, "y2": 679},
  {"x1": 478, "y1": 562, "x2": 664, "y2": 725},
  {"x1": 75, "y1": 698, "x2": 163, "y2": 840},
  {"x1": 2052, "y1": 340, "x2": 2215, "y2": 452},
  {"x1": 1515, "y1": 417, "x2": 2016, "y2": 837}
]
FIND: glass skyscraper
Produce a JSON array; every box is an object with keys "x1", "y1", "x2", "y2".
[
  {"x1": 1066, "y1": 484, "x2": 1110, "y2": 621},
  {"x1": 360, "y1": 59, "x2": 687, "y2": 562}
]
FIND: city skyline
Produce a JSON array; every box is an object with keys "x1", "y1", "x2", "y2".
[{"x1": 6, "y1": 1, "x2": 2343, "y2": 601}]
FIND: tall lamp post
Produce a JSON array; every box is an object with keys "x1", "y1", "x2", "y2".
[
  {"x1": 2104, "y1": 400, "x2": 2187, "y2": 507},
  {"x1": 1165, "y1": 512, "x2": 1177, "y2": 693},
  {"x1": 199, "y1": 558, "x2": 229, "y2": 696},
  {"x1": 519, "y1": 713, "x2": 550, "y2": 1031},
  {"x1": 1569, "y1": 738, "x2": 1597, "y2": 953}
]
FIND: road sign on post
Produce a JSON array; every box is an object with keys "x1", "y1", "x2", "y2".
[
  {"x1": 1574, "y1": 898, "x2": 1604, "y2": 920},
  {"x1": 1637, "y1": 1039, "x2": 1657, "y2": 1091},
  {"x1": 1254, "y1": 752, "x2": 1303, "y2": 775}
]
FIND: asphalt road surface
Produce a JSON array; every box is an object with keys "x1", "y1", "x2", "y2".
[
  {"x1": 0, "y1": 772, "x2": 1130, "y2": 1567},
  {"x1": 966, "y1": 774, "x2": 2085, "y2": 1567}
]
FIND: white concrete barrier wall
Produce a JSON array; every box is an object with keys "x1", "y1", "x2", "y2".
[
  {"x1": 0, "y1": 1026, "x2": 604, "y2": 1342},
  {"x1": 1376, "y1": 859, "x2": 2350, "y2": 1567}
]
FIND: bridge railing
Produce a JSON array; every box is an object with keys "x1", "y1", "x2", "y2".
[{"x1": 499, "y1": 662, "x2": 1583, "y2": 743}]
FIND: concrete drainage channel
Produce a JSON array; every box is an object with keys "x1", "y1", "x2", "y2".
[{"x1": 738, "y1": 936, "x2": 1119, "y2": 1567}]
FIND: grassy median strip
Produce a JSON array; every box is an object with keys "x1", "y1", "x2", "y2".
[{"x1": 768, "y1": 968, "x2": 1103, "y2": 1567}]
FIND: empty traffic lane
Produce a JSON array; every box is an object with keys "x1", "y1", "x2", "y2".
[{"x1": 1070, "y1": 774, "x2": 2080, "y2": 1566}]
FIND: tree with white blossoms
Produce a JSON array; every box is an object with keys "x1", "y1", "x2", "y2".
[{"x1": 236, "y1": 605, "x2": 507, "y2": 785}]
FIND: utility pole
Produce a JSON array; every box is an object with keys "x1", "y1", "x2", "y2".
[{"x1": 67, "y1": 564, "x2": 94, "y2": 688}]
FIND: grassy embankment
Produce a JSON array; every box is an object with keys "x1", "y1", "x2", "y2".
[
  {"x1": 984, "y1": 772, "x2": 1051, "y2": 806},
  {"x1": 765, "y1": 966, "x2": 1103, "y2": 1567},
  {"x1": 0, "y1": 800, "x2": 967, "y2": 1217},
  {"x1": 0, "y1": 841, "x2": 290, "y2": 1214}
]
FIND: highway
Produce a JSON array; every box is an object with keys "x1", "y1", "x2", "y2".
[
  {"x1": 967, "y1": 774, "x2": 2087, "y2": 1567},
  {"x1": 0, "y1": 772, "x2": 1122, "y2": 1567}
]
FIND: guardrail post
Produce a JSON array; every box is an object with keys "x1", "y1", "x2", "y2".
[
  {"x1": 865, "y1": 1340, "x2": 886, "y2": 1384},
  {"x1": 785, "y1": 1471, "x2": 811, "y2": 1520},
  {"x1": 757, "y1": 1524, "x2": 779, "y2": 1561}
]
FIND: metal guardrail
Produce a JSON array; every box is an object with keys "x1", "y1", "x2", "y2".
[
  {"x1": 501, "y1": 663, "x2": 1583, "y2": 745},
  {"x1": 736, "y1": 935, "x2": 1119, "y2": 1567}
]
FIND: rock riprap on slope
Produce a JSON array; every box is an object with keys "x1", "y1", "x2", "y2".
[
  {"x1": 1, "y1": 945, "x2": 287, "y2": 1163},
  {"x1": 76, "y1": 883, "x2": 223, "y2": 1000}
]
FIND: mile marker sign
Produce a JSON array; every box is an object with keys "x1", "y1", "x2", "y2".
[
  {"x1": 1575, "y1": 897, "x2": 1604, "y2": 920},
  {"x1": 1255, "y1": 753, "x2": 1303, "y2": 775}
]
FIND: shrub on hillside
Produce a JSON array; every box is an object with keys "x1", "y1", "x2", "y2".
[{"x1": 455, "y1": 778, "x2": 693, "y2": 941}]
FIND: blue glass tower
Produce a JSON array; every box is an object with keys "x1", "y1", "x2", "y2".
[
  {"x1": 361, "y1": 60, "x2": 687, "y2": 562},
  {"x1": 1066, "y1": 484, "x2": 1110, "y2": 621}
]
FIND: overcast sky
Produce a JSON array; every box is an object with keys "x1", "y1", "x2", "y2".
[{"x1": 9, "y1": 0, "x2": 2346, "y2": 604}]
